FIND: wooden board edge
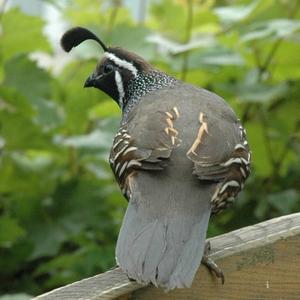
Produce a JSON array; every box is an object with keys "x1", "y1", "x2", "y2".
[{"x1": 33, "y1": 212, "x2": 300, "y2": 300}]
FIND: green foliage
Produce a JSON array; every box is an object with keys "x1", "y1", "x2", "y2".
[
  {"x1": 0, "y1": 0, "x2": 299, "y2": 297},
  {"x1": 1, "y1": 8, "x2": 51, "y2": 61}
]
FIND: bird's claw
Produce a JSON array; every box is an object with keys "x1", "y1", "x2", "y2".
[{"x1": 201, "y1": 241, "x2": 225, "y2": 284}]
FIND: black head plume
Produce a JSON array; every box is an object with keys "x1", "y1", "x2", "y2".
[{"x1": 60, "y1": 27, "x2": 108, "y2": 52}]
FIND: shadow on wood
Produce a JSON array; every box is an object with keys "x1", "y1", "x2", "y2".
[{"x1": 33, "y1": 213, "x2": 300, "y2": 300}]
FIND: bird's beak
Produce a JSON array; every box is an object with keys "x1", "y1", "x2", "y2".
[{"x1": 84, "y1": 75, "x2": 96, "y2": 88}]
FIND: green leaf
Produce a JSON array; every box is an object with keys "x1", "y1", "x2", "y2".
[
  {"x1": 0, "y1": 112, "x2": 51, "y2": 150},
  {"x1": 0, "y1": 154, "x2": 60, "y2": 221},
  {"x1": 149, "y1": 0, "x2": 187, "y2": 40},
  {"x1": 0, "y1": 217, "x2": 25, "y2": 247},
  {"x1": 2, "y1": 64, "x2": 61, "y2": 130},
  {"x1": 1, "y1": 8, "x2": 51, "y2": 61},
  {"x1": 187, "y1": 48, "x2": 244, "y2": 69},
  {"x1": 235, "y1": 82, "x2": 288, "y2": 103},
  {"x1": 267, "y1": 190, "x2": 299, "y2": 214},
  {"x1": 4, "y1": 54, "x2": 52, "y2": 103},
  {"x1": 214, "y1": 0, "x2": 259, "y2": 23},
  {"x1": 246, "y1": 122, "x2": 272, "y2": 176},
  {"x1": 0, "y1": 86, "x2": 34, "y2": 116},
  {"x1": 272, "y1": 42, "x2": 300, "y2": 81},
  {"x1": 146, "y1": 34, "x2": 216, "y2": 55},
  {"x1": 55, "y1": 129, "x2": 112, "y2": 150},
  {"x1": 110, "y1": 25, "x2": 154, "y2": 59},
  {"x1": 241, "y1": 19, "x2": 300, "y2": 42},
  {"x1": 58, "y1": 61, "x2": 103, "y2": 133},
  {"x1": 30, "y1": 98, "x2": 64, "y2": 130},
  {"x1": 0, "y1": 239, "x2": 33, "y2": 275},
  {"x1": 10, "y1": 151, "x2": 55, "y2": 172},
  {"x1": 28, "y1": 221, "x2": 69, "y2": 259},
  {"x1": 65, "y1": 0, "x2": 131, "y2": 28},
  {"x1": 88, "y1": 101, "x2": 120, "y2": 119},
  {"x1": 193, "y1": 4, "x2": 220, "y2": 32}
]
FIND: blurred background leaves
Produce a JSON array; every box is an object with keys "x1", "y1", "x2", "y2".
[{"x1": 0, "y1": 0, "x2": 299, "y2": 297}]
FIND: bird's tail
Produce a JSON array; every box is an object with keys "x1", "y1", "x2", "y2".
[{"x1": 116, "y1": 200, "x2": 211, "y2": 290}]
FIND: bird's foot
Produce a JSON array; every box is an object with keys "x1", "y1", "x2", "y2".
[{"x1": 201, "y1": 241, "x2": 225, "y2": 284}]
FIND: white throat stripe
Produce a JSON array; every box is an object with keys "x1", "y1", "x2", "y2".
[
  {"x1": 104, "y1": 52, "x2": 138, "y2": 77},
  {"x1": 115, "y1": 71, "x2": 125, "y2": 107}
]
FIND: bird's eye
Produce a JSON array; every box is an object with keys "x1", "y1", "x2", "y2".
[{"x1": 103, "y1": 64, "x2": 114, "y2": 74}]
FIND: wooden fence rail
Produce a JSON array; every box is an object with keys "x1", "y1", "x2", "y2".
[{"x1": 34, "y1": 213, "x2": 300, "y2": 300}]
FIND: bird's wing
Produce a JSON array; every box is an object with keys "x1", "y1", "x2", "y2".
[
  {"x1": 109, "y1": 106, "x2": 180, "y2": 200},
  {"x1": 186, "y1": 111, "x2": 251, "y2": 214}
]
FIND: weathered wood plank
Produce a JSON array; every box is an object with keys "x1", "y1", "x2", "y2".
[
  {"x1": 34, "y1": 213, "x2": 300, "y2": 300},
  {"x1": 132, "y1": 235, "x2": 300, "y2": 299}
]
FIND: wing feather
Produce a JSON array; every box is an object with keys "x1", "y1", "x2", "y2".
[{"x1": 110, "y1": 106, "x2": 180, "y2": 200}]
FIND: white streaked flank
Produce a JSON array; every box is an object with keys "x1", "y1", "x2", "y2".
[
  {"x1": 114, "y1": 144, "x2": 129, "y2": 161},
  {"x1": 105, "y1": 52, "x2": 138, "y2": 77},
  {"x1": 235, "y1": 144, "x2": 245, "y2": 150},
  {"x1": 123, "y1": 146, "x2": 138, "y2": 155},
  {"x1": 219, "y1": 180, "x2": 240, "y2": 194},
  {"x1": 118, "y1": 161, "x2": 128, "y2": 177},
  {"x1": 221, "y1": 157, "x2": 242, "y2": 167},
  {"x1": 240, "y1": 166, "x2": 247, "y2": 178},
  {"x1": 112, "y1": 138, "x2": 124, "y2": 150},
  {"x1": 241, "y1": 157, "x2": 250, "y2": 165},
  {"x1": 115, "y1": 162, "x2": 121, "y2": 173},
  {"x1": 127, "y1": 160, "x2": 142, "y2": 169}
]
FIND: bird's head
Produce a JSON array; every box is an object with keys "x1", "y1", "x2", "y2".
[{"x1": 60, "y1": 27, "x2": 153, "y2": 108}]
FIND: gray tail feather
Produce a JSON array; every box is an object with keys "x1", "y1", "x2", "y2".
[{"x1": 116, "y1": 202, "x2": 211, "y2": 290}]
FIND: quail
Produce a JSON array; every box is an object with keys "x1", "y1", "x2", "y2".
[{"x1": 61, "y1": 27, "x2": 251, "y2": 290}]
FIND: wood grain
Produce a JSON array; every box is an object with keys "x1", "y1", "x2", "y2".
[
  {"x1": 132, "y1": 236, "x2": 300, "y2": 299},
  {"x1": 33, "y1": 213, "x2": 300, "y2": 300}
]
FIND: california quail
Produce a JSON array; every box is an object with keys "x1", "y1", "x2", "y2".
[{"x1": 61, "y1": 27, "x2": 251, "y2": 290}]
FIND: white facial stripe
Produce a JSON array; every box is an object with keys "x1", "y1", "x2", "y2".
[
  {"x1": 104, "y1": 52, "x2": 138, "y2": 77},
  {"x1": 115, "y1": 71, "x2": 125, "y2": 108}
]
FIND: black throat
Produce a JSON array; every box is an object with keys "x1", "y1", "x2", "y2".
[{"x1": 121, "y1": 71, "x2": 178, "y2": 123}]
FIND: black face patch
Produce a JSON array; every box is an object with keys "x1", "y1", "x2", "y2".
[
  {"x1": 93, "y1": 58, "x2": 135, "y2": 105},
  {"x1": 86, "y1": 49, "x2": 154, "y2": 107},
  {"x1": 96, "y1": 70, "x2": 119, "y2": 102}
]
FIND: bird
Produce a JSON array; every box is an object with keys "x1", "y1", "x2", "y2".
[{"x1": 61, "y1": 27, "x2": 251, "y2": 290}]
